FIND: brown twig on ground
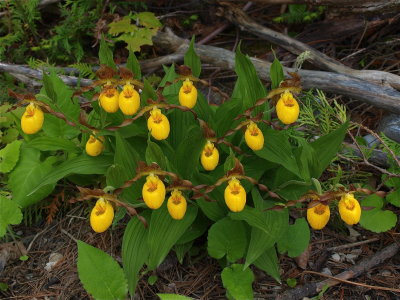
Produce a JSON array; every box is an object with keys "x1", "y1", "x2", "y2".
[
  {"x1": 326, "y1": 237, "x2": 380, "y2": 252},
  {"x1": 218, "y1": 2, "x2": 400, "y2": 90},
  {"x1": 276, "y1": 242, "x2": 400, "y2": 300},
  {"x1": 153, "y1": 28, "x2": 400, "y2": 114}
]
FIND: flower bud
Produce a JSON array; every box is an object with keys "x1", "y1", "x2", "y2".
[
  {"x1": 179, "y1": 78, "x2": 197, "y2": 108},
  {"x1": 147, "y1": 107, "x2": 170, "y2": 140},
  {"x1": 90, "y1": 198, "x2": 114, "y2": 233},
  {"x1": 338, "y1": 193, "x2": 361, "y2": 225},
  {"x1": 21, "y1": 103, "x2": 44, "y2": 135},
  {"x1": 245, "y1": 121, "x2": 264, "y2": 151},
  {"x1": 276, "y1": 90, "x2": 299, "y2": 125},
  {"x1": 167, "y1": 189, "x2": 187, "y2": 220},
  {"x1": 307, "y1": 204, "x2": 330, "y2": 230},
  {"x1": 200, "y1": 141, "x2": 219, "y2": 171},
  {"x1": 142, "y1": 174, "x2": 166, "y2": 209},
  {"x1": 224, "y1": 178, "x2": 246, "y2": 212}
]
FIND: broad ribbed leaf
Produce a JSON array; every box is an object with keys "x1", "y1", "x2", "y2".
[
  {"x1": 122, "y1": 214, "x2": 149, "y2": 295},
  {"x1": 77, "y1": 240, "x2": 127, "y2": 300},
  {"x1": 277, "y1": 217, "x2": 310, "y2": 257},
  {"x1": 221, "y1": 264, "x2": 254, "y2": 300},
  {"x1": 28, "y1": 136, "x2": 78, "y2": 153},
  {"x1": 229, "y1": 206, "x2": 289, "y2": 238},
  {"x1": 310, "y1": 122, "x2": 348, "y2": 178},
  {"x1": 158, "y1": 294, "x2": 193, "y2": 300},
  {"x1": 0, "y1": 140, "x2": 22, "y2": 173},
  {"x1": 146, "y1": 139, "x2": 167, "y2": 170},
  {"x1": 99, "y1": 39, "x2": 116, "y2": 69},
  {"x1": 9, "y1": 147, "x2": 57, "y2": 207},
  {"x1": 256, "y1": 128, "x2": 300, "y2": 177},
  {"x1": 360, "y1": 194, "x2": 397, "y2": 233},
  {"x1": 215, "y1": 98, "x2": 243, "y2": 137},
  {"x1": 147, "y1": 205, "x2": 197, "y2": 270},
  {"x1": 254, "y1": 247, "x2": 281, "y2": 283},
  {"x1": 207, "y1": 217, "x2": 247, "y2": 262},
  {"x1": 242, "y1": 190, "x2": 289, "y2": 268},
  {"x1": 193, "y1": 92, "x2": 216, "y2": 128},
  {"x1": 0, "y1": 196, "x2": 22, "y2": 237},
  {"x1": 126, "y1": 50, "x2": 141, "y2": 79},
  {"x1": 270, "y1": 58, "x2": 284, "y2": 89},
  {"x1": 184, "y1": 36, "x2": 201, "y2": 78},
  {"x1": 28, "y1": 154, "x2": 113, "y2": 196},
  {"x1": 42, "y1": 114, "x2": 80, "y2": 139}
]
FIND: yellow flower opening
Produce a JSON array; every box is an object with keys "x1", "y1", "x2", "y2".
[
  {"x1": 307, "y1": 204, "x2": 330, "y2": 230},
  {"x1": 119, "y1": 83, "x2": 140, "y2": 115},
  {"x1": 224, "y1": 178, "x2": 246, "y2": 212},
  {"x1": 142, "y1": 174, "x2": 166, "y2": 209},
  {"x1": 85, "y1": 135, "x2": 105, "y2": 157},
  {"x1": 276, "y1": 90, "x2": 300, "y2": 125},
  {"x1": 338, "y1": 193, "x2": 361, "y2": 225},
  {"x1": 167, "y1": 189, "x2": 187, "y2": 220},
  {"x1": 245, "y1": 121, "x2": 264, "y2": 151},
  {"x1": 200, "y1": 141, "x2": 219, "y2": 171},
  {"x1": 99, "y1": 86, "x2": 119, "y2": 113},
  {"x1": 179, "y1": 78, "x2": 198, "y2": 108},
  {"x1": 90, "y1": 198, "x2": 114, "y2": 233},
  {"x1": 21, "y1": 103, "x2": 44, "y2": 135},
  {"x1": 147, "y1": 107, "x2": 170, "y2": 140}
]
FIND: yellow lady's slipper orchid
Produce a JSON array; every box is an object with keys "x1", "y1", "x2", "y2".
[
  {"x1": 142, "y1": 174, "x2": 166, "y2": 209},
  {"x1": 338, "y1": 193, "x2": 361, "y2": 225},
  {"x1": 224, "y1": 178, "x2": 246, "y2": 212},
  {"x1": 90, "y1": 198, "x2": 114, "y2": 233},
  {"x1": 245, "y1": 121, "x2": 264, "y2": 151},
  {"x1": 85, "y1": 135, "x2": 105, "y2": 156},
  {"x1": 99, "y1": 86, "x2": 119, "y2": 113},
  {"x1": 179, "y1": 78, "x2": 197, "y2": 108},
  {"x1": 147, "y1": 107, "x2": 170, "y2": 140},
  {"x1": 118, "y1": 83, "x2": 140, "y2": 115},
  {"x1": 307, "y1": 204, "x2": 330, "y2": 230},
  {"x1": 200, "y1": 141, "x2": 219, "y2": 171},
  {"x1": 21, "y1": 103, "x2": 44, "y2": 135},
  {"x1": 167, "y1": 189, "x2": 187, "y2": 220},
  {"x1": 276, "y1": 90, "x2": 300, "y2": 125}
]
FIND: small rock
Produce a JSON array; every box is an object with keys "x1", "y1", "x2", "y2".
[
  {"x1": 44, "y1": 253, "x2": 63, "y2": 272},
  {"x1": 331, "y1": 253, "x2": 341, "y2": 262},
  {"x1": 380, "y1": 270, "x2": 392, "y2": 276},
  {"x1": 363, "y1": 134, "x2": 380, "y2": 147},
  {"x1": 321, "y1": 268, "x2": 332, "y2": 276},
  {"x1": 378, "y1": 113, "x2": 400, "y2": 144},
  {"x1": 345, "y1": 253, "x2": 358, "y2": 264}
]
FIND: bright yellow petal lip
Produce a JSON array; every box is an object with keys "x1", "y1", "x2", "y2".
[
  {"x1": 147, "y1": 108, "x2": 170, "y2": 140},
  {"x1": 142, "y1": 174, "x2": 166, "y2": 209},
  {"x1": 276, "y1": 91, "x2": 300, "y2": 125},
  {"x1": 21, "y1": 103, "x2": 44, "y2": 135},
  {"x1": 307, "y1": 204, "x2": 330, "y2": 230},
  {"x1": 338, "y1": 193, "x2": 361, "y2": 225},
  {"x1": 167, "y1": 190, "x2": 187, "y2": 220},
  {"x1": 201, "y1": 141, "x2": 219, "y2": 171},
  {"x1": 224, "y1": 178, "x2": 246, "y2": 212},
  {"x1": 90, "y1": 198, "x2": 114, "y2": 233}
]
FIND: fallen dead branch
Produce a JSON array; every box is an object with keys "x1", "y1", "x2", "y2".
[
  {"x1": 276, "y1": 242, "x2": 400, "y2": 300},
  {"x1": 218, "y1": 2, "x2": 400, "y2": 90},
  {"x1": 153, "y1": 28, "x2": 400, "y2": 114}
]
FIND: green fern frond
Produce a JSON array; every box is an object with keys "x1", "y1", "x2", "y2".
[{"x1": 69, "y1": 62, "x2": 96, "y2": 79}]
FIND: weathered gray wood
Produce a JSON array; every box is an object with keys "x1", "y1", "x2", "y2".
[
  {"x1": 219, "y1": 3, "x2": 400, "y2": 90},
  {"x1": 153, "y1": 29, "x2": 400, "y2": 114}
]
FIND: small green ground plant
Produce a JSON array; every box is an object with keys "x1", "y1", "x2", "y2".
[{"x1": 1, "y1": 38, "x2": 397, "y2": 299}]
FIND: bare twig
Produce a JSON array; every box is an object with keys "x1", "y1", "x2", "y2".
[
  {"x1": 277, "y1": 242, "x2": 400, "y2": 299},
  {"x1": 327, "y1": 237, "x2": 380, "y2": 252}
]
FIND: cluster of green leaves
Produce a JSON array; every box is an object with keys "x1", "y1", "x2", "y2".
[
  {"x1": 5, "y1": 38, "x2": 392, "y2": 300},
  {"x1": 108, "y1": 12, "x2": 162, "y2": 52},
  {"x1": 273, "y1": 4, "x2": 326, "y2": 24}
]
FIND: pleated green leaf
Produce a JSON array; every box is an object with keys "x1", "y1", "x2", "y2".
[{"x1": 254, "y1": 246, "x2": 281, "y2": 283}]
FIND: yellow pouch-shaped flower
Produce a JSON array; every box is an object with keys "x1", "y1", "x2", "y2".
[
  {"x1": 119, "y1": 83, "x2": 140, "y2": 115},
  {"x1": 307, "y1": 203, "x2": 330, "y2": 230},
  {"x1": 99, "y1": 86, "x2": 119, "y2": 113},
  {"x1": 147, "y1": 107, "x2": 170, "y2": 140},
  {"x1": 167, "y1": 190, "x2": 187, "y2": 220},
  {"x1": 179, "y1": 78, "x2": 197, "y2": 109},
  {"x1": 85, "y1": 135, "x2": 105, "y2": 157},
  {"x1": 339, "y1": 193, "x2": 361, "y2": 225},
  {"x1": 224, "y1": 178, "x2": 246, "y2": 212},
  {"x1": 276, "y1": 90, "x2": 299, "y2": 125},
  {"x1": 201, "y1": 141, "x2": 219, "y2": 171},
  {"x1": 142, "y1": 174, "x2": 166, "y2": 209},
  {"x1": 245, "y1": 121, "x2": 264, "y2": 151},
  {"x1": 90, "y1": 198, "x2": 114, "y2": 233},
  {"x1": 21, "y1": 103, "x2": 44, "y2": 135}
]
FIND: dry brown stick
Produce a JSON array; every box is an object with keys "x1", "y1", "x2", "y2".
[
  {"x1": 326, "y1": 237, "x2": 380, "y2": 252},
  {"x1": 153, "y1": 28, "x2": 400, "y2": 114},
  {"x1": 276, "y1": 242, "x2": 400, "y2": 300},
  {"x1": 219, "y1": 2, "x2": 400, "y2": 90},
  {"x1": 303, "y1": 270, "x2": 400, "y2": 293}
]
